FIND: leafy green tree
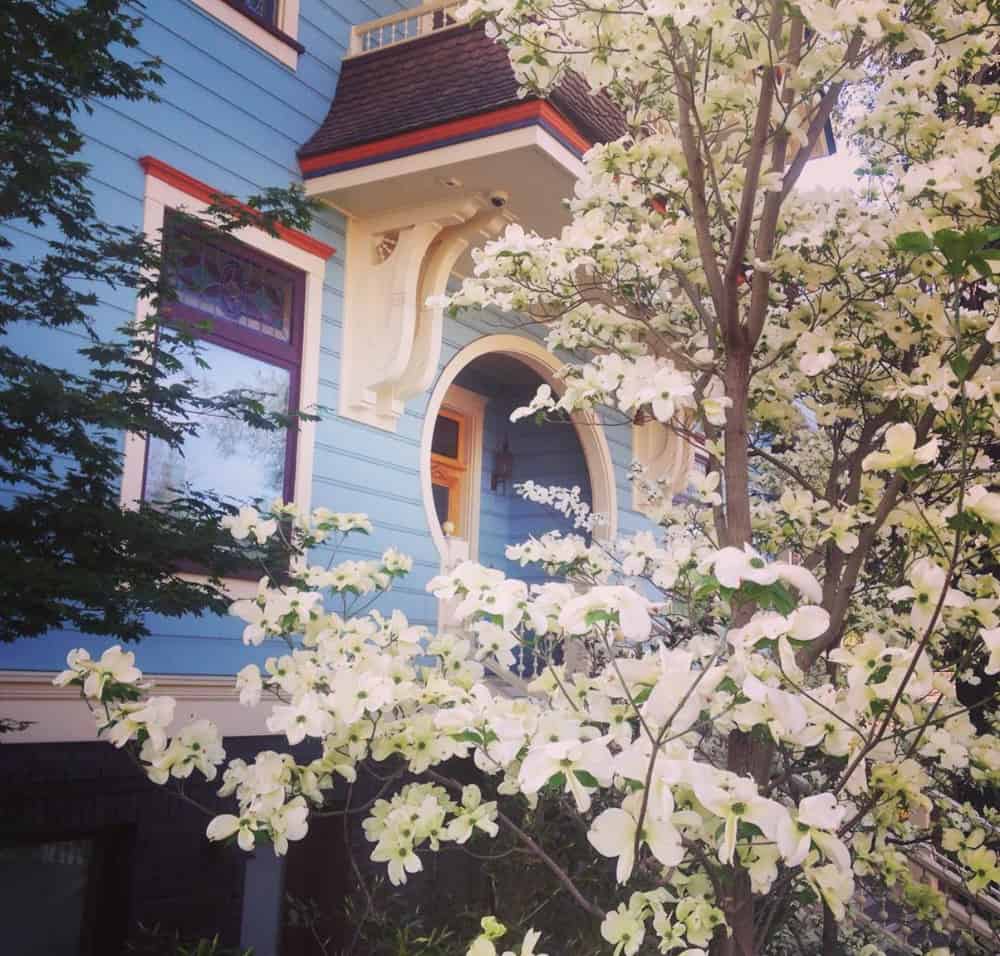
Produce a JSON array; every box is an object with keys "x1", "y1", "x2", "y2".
[{"x1": 0, "y1": 0, "x2": 316, "y2": 642}]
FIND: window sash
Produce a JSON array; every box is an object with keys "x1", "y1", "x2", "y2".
[
  {"x1": 237, "y1": 0, "x2": 279, "y2": 25},
  {"x1": 430, "y1": 408, "x2": 469, "y2": 533},
  {"x1": 147, "y1": 216, "x2": 307, "y2": 504},
  {"x1": 431, "y1": 461, "x2": 463, "y2": 531}
]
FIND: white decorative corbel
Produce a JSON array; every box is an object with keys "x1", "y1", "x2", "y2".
[
  {"x1": 339, "y1": 195, "x2": 510, "y2": 430},
  {"x1": 632, "y1": 418, "x2": 696, "y2": 513}
]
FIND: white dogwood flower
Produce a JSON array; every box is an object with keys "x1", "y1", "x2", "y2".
[
  {"x1": 221, "y1": 506, "x2": 278, "y2": 543},
  {"x1": 862, "y1": 423, "x2": 939, "y2": 472},
  {"x1": 588, "y1": 790, "x2": 685, "y2": 883},
  {"x1": 519, "y1": 736, "x2": 613, "y2": 813},
  {"x1": 981, "y1": 627, "x2": 1000, "y2": 675},
  {"x1": 559, "y1": 587, "x2": 653, "y2": 643},
  {"x1": 776, "y1": 792, "x2": 850, "y2": 871},
  {"x1": 889, "y1": 558, "x2": 970, "y2": 630}
]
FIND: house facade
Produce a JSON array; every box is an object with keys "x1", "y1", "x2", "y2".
[{"x1": 0, "y1": 1, "x2": 690, "y2": 952}]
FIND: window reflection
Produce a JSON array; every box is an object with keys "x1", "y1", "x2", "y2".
[
  {"x1": 145, "y1": 340, "x2": 290, "y2": 504},
  {"x1": 0, "y1": 838, "x2": 94, "y2": 955}
]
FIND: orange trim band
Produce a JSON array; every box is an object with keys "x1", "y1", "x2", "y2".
[
  {"x1": 299, "y1": 100, "x2": 592, "y2": 176},
  {"x1": 139, "y1": 156, "x2": 336, "y2": 261},
  {"x1": 537, "y1": 101, "x2": 592, "y2": 155}
]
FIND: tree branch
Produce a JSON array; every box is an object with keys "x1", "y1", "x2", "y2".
[{"x1": 425, "y1": 769, "x2": 605, "y2": 920}]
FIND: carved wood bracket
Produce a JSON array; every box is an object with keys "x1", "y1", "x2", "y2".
[
  {"x1": 632, "y1": 418, "x2": 696, "y2": 513},
  {"x1": 339, "y1": 195, "x2": 510, "y2": 430}
]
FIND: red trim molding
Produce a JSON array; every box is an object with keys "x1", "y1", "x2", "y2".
[
  {"x1": 537, "y1": 101, "x2": 593, "y2": 155},
  {"x1": 299, "y1": 100, "x2": 592, "y2": 177},
  {"x1": 139, "y1": 156, "x2": 335, "y2": 261}
]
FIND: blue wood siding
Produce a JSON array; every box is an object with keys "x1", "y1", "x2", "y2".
[
  {"x1": 448, "y1": 376, "x2": 591, "y2": 584},
  {"x1": 505, "y1": 404, "x2": 593, "y2": 585},
  {"x1": 0, "y1": 0, "x2": 653, "y2": 678}
]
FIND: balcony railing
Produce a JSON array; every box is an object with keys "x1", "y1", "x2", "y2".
[{"x1": 348, "y1": 0, "x2": 464, "y2": 56}]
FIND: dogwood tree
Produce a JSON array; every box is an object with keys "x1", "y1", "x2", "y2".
[{"x1": 57, "y1": 1, "x2": 1000, "y2": 954}]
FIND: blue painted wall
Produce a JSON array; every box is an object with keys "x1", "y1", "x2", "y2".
[
  {"x1": 506, "y1": 400, "x2": 594, "y2": 584},
  {"x1": 449, "y1": 371, "x2": 592, "y2": 583},
  {"x1": 0, "y1": 0, "x2": 651, "y2": 679}
]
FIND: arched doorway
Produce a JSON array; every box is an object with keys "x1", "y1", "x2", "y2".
[{"x1": 420, "y1": 335, "x2": 618, "y2": 567}]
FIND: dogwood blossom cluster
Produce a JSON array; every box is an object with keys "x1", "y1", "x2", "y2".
[
  {"x1": 54, "y1": 646, "x2": 226, "y2": 786},
  {"x1": 506, "y1": 530, "x2": 612, "y2": 579},
  {"x1": 363, "y1": 782, "x2": 499, "y2": 885},
  {"x1": 512, "y1": 480, "x2": 602, "y2": 532},
  {"x1": 439, "y1": 0, "x2": 998, "y2": 947},
  {"x1": 60, "y1": 502, "x2": 1000, "y2": 953},
  {"x1": 466, "y1": 917, "x2": 548, "y2": 956}
]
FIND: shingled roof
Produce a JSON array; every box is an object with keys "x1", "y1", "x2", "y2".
[{"x1": 299, "y1": 22, "x2": 625, "y2": 161}]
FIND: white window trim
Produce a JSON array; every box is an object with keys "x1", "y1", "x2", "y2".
[
  {"x1": 121, "y1": 168, "x2": 325, "y2": 597},
  {"x1": 191, "y1": 0, "x2": 301, "y2": 70}
]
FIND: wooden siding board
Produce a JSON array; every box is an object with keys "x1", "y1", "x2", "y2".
[
  {"x1": 148, "y1": 11, "x2": 337, "y2": 114},
  {"x1": 85, "y1": 100, "x2": 299, "y2": 190},
  {"x1": 168, "y1": 1, "x2": 346, "y2": 103},
  {"x1": 137, "y1": 20, "x2": 331, "y2": 130}
]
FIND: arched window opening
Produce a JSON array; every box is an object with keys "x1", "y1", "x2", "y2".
[{"x1": 420, "y1": 334, "x2": 619, "y2": 568}]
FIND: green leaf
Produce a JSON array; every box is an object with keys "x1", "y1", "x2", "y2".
[
  {"x1": 968, "y1": 255, "x2": 994, "y2": 279},
  {"x1": 946, "y1": 511, "x2": 981, "y2": 534},
  {"x1": 573, "y1": 769, "x2": 600, "y2": 788},
  {"x1": 451, "y1": 730, "x2": 484, "y2": 746},
  {"x1": 895, "y1": 232, "x2": 933, "y2": 253},
  {"x1": 545, "y1": 771, "x2": 566, "y2": 791},
  {"x1": 933, "y1": 228, "x2": 973, "y2": 276},
  {"x1": 694, "y1": 577, "x2": 721, "y2": 601},
  {"x1": 868, "y1": 664, "x2": 892, "y2": 686},
  {"x1": 633, "y1": 685, "x2": 653, "y2": 705},
  {"x1": 585, "y1": 609, "x2": 614, "y2": 627},
  {"x1": 717, "y1": 676, "x2": 740, "y2": 695},
  {"x1": 766, "y1": 582, "x2": 797, "y2": 615}
]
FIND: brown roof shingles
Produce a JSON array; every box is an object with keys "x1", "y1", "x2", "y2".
[{"x1": 299, "y1": 22, "x2": 625, "y2": 160}]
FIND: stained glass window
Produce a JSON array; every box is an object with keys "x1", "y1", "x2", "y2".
[{"x1": 169, "y1": 223, "x2": 294, "y2": 343}]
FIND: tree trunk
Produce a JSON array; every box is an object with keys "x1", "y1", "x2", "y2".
[
  {"x1": 713, "y1": 345, "x2": 773, "y2": 955},
  {"x1": 722, "y1": 349, "x2": 753, "y2": 550},
  {"x1": 712, "y1": 868, "x2": 756, "y2": 956},
  {"x1": 822, "y1": 903, "x2": 838, "y2": 955}
]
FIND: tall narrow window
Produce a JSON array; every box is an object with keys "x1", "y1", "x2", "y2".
[
  {"x1": 143, "y1": 214, "x2": 305, "y2": 506},
  {"x1": 430, "y1": 409, "x2": 467, "y2": 533}
]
